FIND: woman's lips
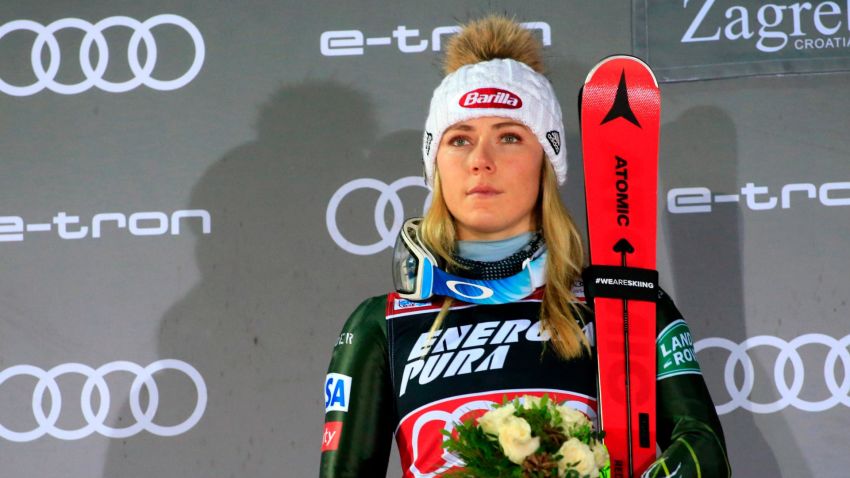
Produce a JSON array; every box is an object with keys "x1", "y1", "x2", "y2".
[{"x1": 467, "y1": 185, "x2": 501, "y2": 196}]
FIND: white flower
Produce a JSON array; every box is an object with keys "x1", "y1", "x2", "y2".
[
  {"x1": 591, "y1": 441, "x2": 609, "y2": 469},
  {"x1": 498, "y1": 416, "x2": 541, "y2": 465},
  {"x1": 556, "y1": 404, "x2": 590, "y2": 431},
  {"x1": 558, "y1": 437, "x2": 598, "y2": 478},
  {"x1": 477, "y1": 403, "x2": 516, "y2": 437},
  {"x1": 519, "y1": 395, "x2": 543, "y2": 409}
]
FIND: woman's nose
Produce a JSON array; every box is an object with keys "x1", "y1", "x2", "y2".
[{"x1": 469, "y1": 142, "x2": 495, "y2": 174}]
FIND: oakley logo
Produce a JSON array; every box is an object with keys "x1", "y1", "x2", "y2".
[
  {"x1": 696, "y1": 333, "x2": 850, "y2": 414},
  {"x1": 0, "y1": 14, "x2": 204, "y2": 96},
  {"x1": 445, "y1": 280, "x2": 495, "y2": 300},
  {"x1": 326, "y1": 177, "x2": 432, "y2": 256},
  {"x1": 0, "y1": 360, "x2": 206, "y2": 442},
  {"x1": 459, "y1": 88, "x2": 522, "y2": 109}
]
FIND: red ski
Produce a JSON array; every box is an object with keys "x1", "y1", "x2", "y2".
[{"x1": 580, "y1": 55, "x2": 660, "y2": 478}]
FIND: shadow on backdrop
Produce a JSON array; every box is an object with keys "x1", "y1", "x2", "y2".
[
  {"x1": 100, "y1": 80, "x2": 391, "y2": 478},
  {"x1": 547, "y1": 56, "x2": 594, "y2": 233},
  {"x1": 661, "y1": 106, "x2": 807, "y2": 477}
]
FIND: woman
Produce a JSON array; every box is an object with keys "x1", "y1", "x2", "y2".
[{"x1": 320, "y1": 15, "x2": 729, "y2": 478}]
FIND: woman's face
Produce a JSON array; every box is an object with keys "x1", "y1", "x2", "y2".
[{"x1": 436, "y1": 116, "x2": 544, "y2": 241}]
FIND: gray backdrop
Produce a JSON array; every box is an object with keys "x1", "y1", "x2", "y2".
[{"x1": 0, "y1": 1, "x2": 847, "y2": 477}]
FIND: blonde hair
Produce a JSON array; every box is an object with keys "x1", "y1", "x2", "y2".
[
  {"x1": 417, "y1": 14, "x2": 589, "y2": 359},
  {"x1": 419, "y1": 163, "x2": 589, "y2": 360}
]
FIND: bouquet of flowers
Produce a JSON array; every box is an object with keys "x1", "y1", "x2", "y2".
[{"x1": 441, "y1": 395, "x2": 610, "y2": 478}]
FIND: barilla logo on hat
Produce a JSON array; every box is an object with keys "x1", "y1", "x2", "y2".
[{"x1": 459, "y1": 88, "x2": 522, "y2": 109}]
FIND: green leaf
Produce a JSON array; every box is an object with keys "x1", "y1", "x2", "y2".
[{"x1": 440, "y1": 396, "x2": 607, "y2": 478}]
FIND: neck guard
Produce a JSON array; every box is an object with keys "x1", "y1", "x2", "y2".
[
  {"x1": 392, "y1": 218, "x2": 546, "y2": 305},
  {"x1": 451, "y1": 232, "x2": 545, "y2": 280}
]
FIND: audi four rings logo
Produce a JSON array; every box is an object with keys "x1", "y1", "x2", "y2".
[
  {"x1": 0, "y1": 14, "x2": 204, "y2": 96},
  {"x1": 696, "y1": 333, "x2": 850, "y2": 415},
  {"x1": 0, "y1": 360, "x2": 207, "y2": 442},
  {"x1": 326, "y1": 177, "x2": 432, "y2": 255}
]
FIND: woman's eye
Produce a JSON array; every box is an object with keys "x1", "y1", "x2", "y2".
[
  {"x1": 448, "y1": 136, "x2": 471, "y2": 147},
  {"x1": 501, "y1": 133, "x2": 521, "y2": 143}
]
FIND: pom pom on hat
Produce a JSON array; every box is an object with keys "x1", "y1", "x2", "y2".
[{"x1": 442, "y1": 15, "x2": 544, "y2": 75}]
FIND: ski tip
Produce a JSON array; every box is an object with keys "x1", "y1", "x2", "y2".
[{"x1": 584, "y1": 54, "x2": 659, "y2": 88}]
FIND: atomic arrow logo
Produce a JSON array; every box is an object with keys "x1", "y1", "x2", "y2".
[
  {"x1": 601, "y1": 70, "x2": 641, "y2": 128},
  {"x1": 613, "y1": 238, "x2": 635, "y2": 255}
]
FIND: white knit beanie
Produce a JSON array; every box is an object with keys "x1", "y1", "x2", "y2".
[{"x1": 422, "y1": 58, "x2": 567, "y2": 187}]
